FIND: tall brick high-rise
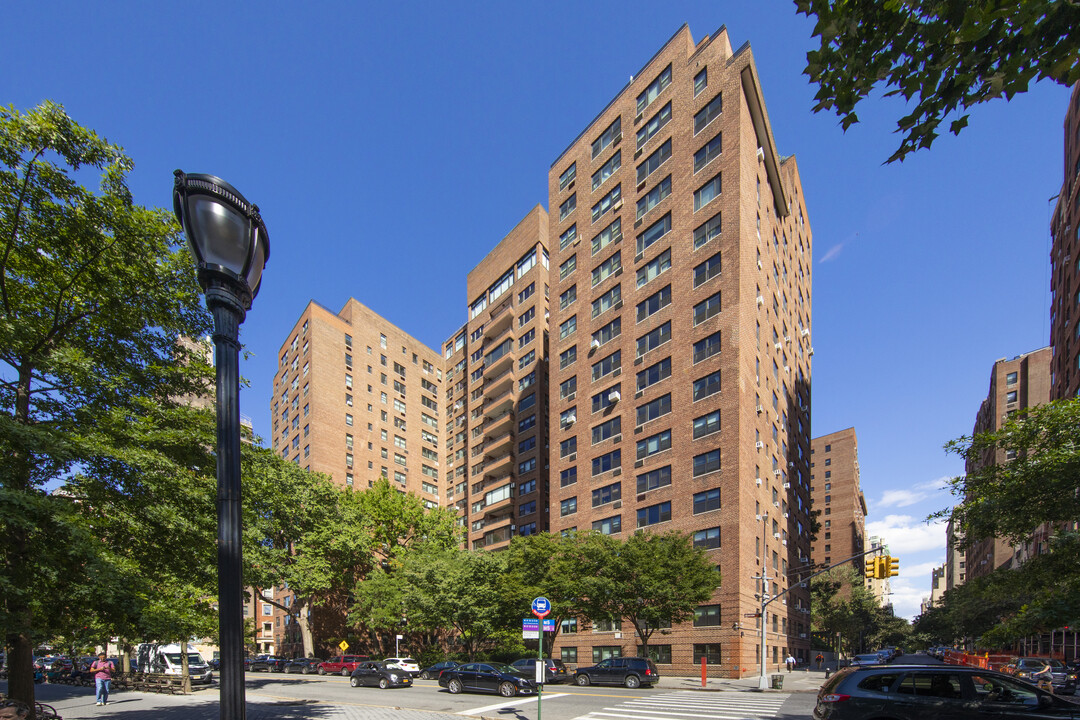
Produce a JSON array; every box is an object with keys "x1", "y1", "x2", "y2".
[
  {"x1": 442, "y1": 207, "x2": 552, "y2": 549},
  {"x1": 269, "y1": 299, "x2": 446, "y2": 498},
  {"x1": 964, "y1": 348, "x2": 1051, "y2": 582},
  {"x1": 1050, "y1": 83, "x2": 1080, "y2": 400},
  {"x1": 546, "y1": 25, "x2": 814, "y2": 676},
  {"x1": 810, "y1": 428, "x2": 866, "y2": 579}
]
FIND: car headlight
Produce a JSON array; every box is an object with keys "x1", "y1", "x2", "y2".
[{"x1": 390, "y1": 673, "x2": 399, "y2": 681}]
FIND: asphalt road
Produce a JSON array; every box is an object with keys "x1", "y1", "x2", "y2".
[{"x1": 239, "y1": 672, "x2": 817, "y2": 720}]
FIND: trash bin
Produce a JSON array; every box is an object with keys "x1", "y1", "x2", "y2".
[{"x1": 771, "y1": 674, "x2": 784, "y2": 689}]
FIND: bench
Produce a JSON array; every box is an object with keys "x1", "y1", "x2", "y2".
[{"x1": 127, "y1": 673, "x2": 186, "y2": 694}]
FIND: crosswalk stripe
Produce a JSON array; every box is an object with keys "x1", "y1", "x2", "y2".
[
  {"x1": 457, "y1": 692, "x2": 569, "y2": 715},
  {"x1": 571, "y1": 690, "x2": 791, "y2": 720},
  {"x1": 586, "y1": 711, "x2": 763, "y2": 720}
]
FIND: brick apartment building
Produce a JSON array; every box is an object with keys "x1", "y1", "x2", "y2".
[
  {"x1": 964, "y1": 348, "x2": 1051, "y2": 582},
  {"x1": 1050, "y1": 83, "x2": 1080, "y2": 400},
  {"x1": 810, "y1": 428, "x2": 866, "y2": 581},
  {"x1": 442, "y1": 206, "x2": 552, "y2": 549},
  {"x1": 545, "y1": 25, "x2": 814, "y2": 676}
]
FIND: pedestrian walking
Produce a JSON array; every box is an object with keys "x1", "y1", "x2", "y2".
[
  {"x1": 815, "y1": 653, "x2": 824, "y2": 670},
  {"x1": 89, "y1": 652, "x2": 114, "y2": 706},
  {"x1": 786, "y1": 654, "x2": 796, "y2": 672}
]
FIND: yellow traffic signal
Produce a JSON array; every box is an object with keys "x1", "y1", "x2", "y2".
[
  {"x1": 865, "y1": 558, "x2": 877, "y2": 579},
  {"x1": 886, "y1": 556, "x2": 900, "y2": 577}
]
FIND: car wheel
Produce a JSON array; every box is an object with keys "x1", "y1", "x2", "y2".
[
  {"x1": 379, "y1": 677, "x2": 390, "y2": 689},
  {"x1": 350, "y1": 676, "x2": 360, "y2": 688},
  {"x1": 420, "y1": 671, "x2": 430, "y2": 680},
  {"x1": 576, "y1": 674, "x2": 591, "y2": 686},
  {"x1": 283, "y1": 666, "x2": 291, "y2": 674},
  {"x1": 448, "y1": 678, "x2": 463, "y2": 694},
  {"x1": 624, "y1": 675, "x2": 641, "y2": 689},
  {"x1": 341, "y1": 668, "x2": 350, "y2": 677},
  {"x1": 499, "y1": 681, "x2": 517, "y2": 697},
  {"x1": 318, "y1": 667, "x2": 325, "y2": 675}
]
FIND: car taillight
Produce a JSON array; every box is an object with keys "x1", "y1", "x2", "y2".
[
  {"x1": 819, "y1": 694, "x2": 850, "y2": 703},
  {"x1": 645, "y1": 668, "x2": 652, "y2": 675}
]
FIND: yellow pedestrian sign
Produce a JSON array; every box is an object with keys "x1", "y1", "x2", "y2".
[{"x1": 339, "y1": 640, "x2": 349, "y2": 652}]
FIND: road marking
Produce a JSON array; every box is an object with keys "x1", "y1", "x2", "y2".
[
  {"x1": 458, "y1": 692, "x2": 570, "y2": 715},
  {"x1": 573, "y1": 691, "x2": 791, "y2": 720}
]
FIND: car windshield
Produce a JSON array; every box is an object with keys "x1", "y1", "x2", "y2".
[
  {"x1": 487, "y1": 662, "x2": 518, "y2": 673},
  {"x1": 164, "y1": 653, "x2": 205, "y2": 665},
  {"x1": 855, "y1": 655, "x2": 880, "y2": 662}
]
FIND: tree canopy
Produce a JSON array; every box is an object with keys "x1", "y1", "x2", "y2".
[{"x1": 796, "y1": 0, "x2": 1080, "y2": 162}]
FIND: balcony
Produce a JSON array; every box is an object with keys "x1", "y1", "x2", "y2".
[
  {"x1": 484, "y1": 345, "x2": 514, "y2": 379},
  {"x1": 484, "y1": 387, "x2": 515, "y2": 419},
  {"x1": 485, "y1": 407, "x2": 514, "y2": 436},
  {"x1": 483, "y1": 427, "x2": 514, "y2": 457},
  {"x1": 483, "y1": 452, "x2": 513, "y2": 479},
  {"x1": 486, "y1": 300, "x2": 515, "y2": 338},
  {"x1": 485, "y1": 364, "x2": 515, "y2": 398}
]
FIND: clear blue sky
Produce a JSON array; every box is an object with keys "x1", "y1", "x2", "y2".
[{"x1": 6, "y1": 1, "x2": 1070, "y2": 620}]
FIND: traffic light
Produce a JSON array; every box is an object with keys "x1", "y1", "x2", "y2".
[
  {"x1": 865, "y1": 557, "x2": 877, "y2": 579},
  {"x1": 886, "y1": 556, "x2": 900, "y2": 577}
]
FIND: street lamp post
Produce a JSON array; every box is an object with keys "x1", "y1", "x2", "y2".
[
  {"x1": 173, "y1": 171, "x2": 269, "y2": 720},
  {"x1": 753, "y1": 512, "x2": 771, "y2": 691}
]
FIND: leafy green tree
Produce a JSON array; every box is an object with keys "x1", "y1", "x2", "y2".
[
  {"x1": 796, "y1": 0, "x2": 1080, "y2": 162},
  {"x1": 576, "y1": 530, "x2": 717, "y2": 657},
  {"x1": 0, "y1": 101, "x2": 210, "y2": 710},
  {"x1": 811, "y1": 566, "x2": 898, "y2": 655}
]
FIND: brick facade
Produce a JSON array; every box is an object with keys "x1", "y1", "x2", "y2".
[
  {"x1": 810, "y1": 428, "x2": 866, "y2": 585},
  {"x1": 1050, "y1": 83, "x2": 1080, "y2": 400}
]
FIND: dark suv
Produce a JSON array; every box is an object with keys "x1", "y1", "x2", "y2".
[
  {"x1": 815, "y1": 664, "x2": 1080, "y2": 719},
  {"x1": 511, "y1": 658, "x2": 569, "y2": 684},
  {"x1": 249, "y1": 655, "x2": 286, "y2": 672},
  {"x1": 1003, "y1": 657, "x2": 1079, "y2": 695},
  {"x1": 574, "y1": 657, "x2": 659, "y2": 688}
]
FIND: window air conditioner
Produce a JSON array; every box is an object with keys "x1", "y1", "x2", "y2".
[
  {"x1": 608, "y1": 390, "x2": 621, "y2": 403},
  {"x1": 590, "y1": 338, "x2": 601, "y2": 351},
  {"x1": 756, "y1": 147, "x2": 765, "y2": 162},
  {"x1": 755, "y1": 441, "x2": 764, "y2": 449},
  {"x1": 773, "y1": 532, "x2": 781, "y2": 539},
  {"x1": 756, "y1": 404, "x2": 763, "y2": 414},
  {"x1": 755, "y1": 477, "x2": 762, "y2": 486}
]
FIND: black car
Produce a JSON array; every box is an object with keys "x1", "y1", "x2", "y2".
[
  {"x1": 284, "y1": 658, "x2": 323, "y2": 674},
  {"x1": 249, "y1": 655, "x2": 287, "y2": 672},
  {"x1": 574, "y1": 657, "x2": 659, "y2": 688},
  {"x1": 815, "y1": 664, "x2": 1080, "y2": 720},
  {"x1": 438, "y1": 661, "x2": 536, "y2": 697},
  {"x1": 349, "y1": 661, "x2": 412, "y2": 689},
  {"x1": 418, "y1": 660, "x2": 459, "y2": 680},
  {"x1": 511, "y1": 657, "x2": 570, "y2": 684}
]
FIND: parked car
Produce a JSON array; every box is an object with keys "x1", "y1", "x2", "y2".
[
  {"x1": 418, "y1": 660, "x2": 459, "y2": 680},
  {"x1": 381, "y1": 657, "x2": 420, "y2": 677},
  {"x1": 573, "y1": 657, "x2": 659, "y2": 688},
  {"x1": 511, "y1": 657, "x2": 569, "y2": 684},
  {"x1": 249, "y1": 655, "x2": 287, "y2": 672},
  {"x1": 849, "y1": 654, "x2": 884, "y2": 668},
  {"x1": 814, "y1": 664, "x2": 1080, "y2": 719},
  {"x1": 319, "y1": 655, "x2": 370, "y2": 676},
  {"x1": 1002, "y1": 657, "x2": 1078, "y2": 694},
  {"x1": 438, "y1": 661, "x2": 536, "y2": 697},
  {"x1": 350, "y1": 661, "x2": 413, "y2": 689},
  {"x1": 284, "y1": 658, "x2": 323, "y2": 674}
]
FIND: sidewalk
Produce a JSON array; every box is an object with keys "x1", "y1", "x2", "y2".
[{"x1": 659, "y1": 668, "x2": 827, "y2": 694}]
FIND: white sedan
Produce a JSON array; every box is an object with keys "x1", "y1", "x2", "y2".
[{"x1": 382, "y1": 657, "x2": 421, "y2": 677}]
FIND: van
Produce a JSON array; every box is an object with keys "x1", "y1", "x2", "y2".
[{"x1": 136, "y1": 643, "x2": 214, "y2": 685}]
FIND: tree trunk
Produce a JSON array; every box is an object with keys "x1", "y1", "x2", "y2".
[
  {"x1": 297, "y1": 601, "x2": 314, "y2": 657},
  {"x1": 7, "y1": 631, "x2": 35, "y2": 718}
]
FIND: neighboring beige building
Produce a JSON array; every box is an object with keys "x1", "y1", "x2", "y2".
[
  {"x1": 864, "y1": 535, "x2": 891, "y2": 607},
  {"x1": 810, "y1": 428, "x2": 866, "y2": 579},
  {"x1": 269, "y1": 299, "x2": 445, "y2": 498},
  {"x1": 944, "y1": 517, "x2": 965, "y2": 591},
  {"x1": 442, "y1": 206, "x2": 552, "y2": 550},
  {"x1": 545, "y1": 24, "x2": 814, "y2": 676},
  {"x1": 964, "y1": 348, "x2": 1051, "y2": 582}
]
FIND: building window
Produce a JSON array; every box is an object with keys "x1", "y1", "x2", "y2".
[
  {"x1": 694, "y1": 67, "x2": 708, "y2": 96},
  {"x1": 636, "y1": 394, "x2": 671, "y2": 426},
  {"x1": 591, "y1": 218, "x2": 622, "y2": 257},
  {"x1": 636, "y1": 213, "x2": 671, "y2": 257},
  {"x1": 560, "y1": 224, "x2": 578, "y2": 252},
  {"x1": 592, "y1": 318, "x2": 621, "y2": 347},
  {"x1": 637, "y1": 249, "x2": 670, "y2": 288},
  {"x1": 636, "y1": 139, "x2": 672, "y2": 184},
  {"x1": 1006, "y1": 371, "x2": 1018, "y2": 385},
  {"x1": 637, "y1": 101, "x2": 671, "y2": 149},
  {"x1": 636, "y1": 356, "x2": 671, "y2": 392},
  {"x1": 592, "y1": 646, "x2": 622, "y2": 662},
  {"x1": 637, "y1": 465, "x2": 671, "y2": 493},
  {"x1": 561, "y1": 618, "x2": 578, "y2": 634},
  {"x1": 693, "y1": 292, "x2": 722, "y2": 325},
  {"x1": 591, "y1": 383, "x2": 620, "y2": 414},
  {"x1": 592, "y1": 416, "x2": 621, "y2": 444},
  {"x1": 559, "y1": 253, "x2": 577, "y2": 280},
  {"x1": 636, "y1": 429, "x2": 671, "y2": 460},
  {"x1": 592, "y1": 251, "x2": 622, "y2": 287},
  {"x1": 693, "y1": 488, "x2": 721, "y2": 514},
  {"x1": 694, "y1": 605, "x2": 721, "y2": 626},
  {"x1": 592, "y1": 284, "x2": 621, "y2": 318},
  {"x1": 693, "y1": 370, "x2": 721, "y2": 401},
  {"x1": 693, "y1": 527, "x2": 721, "y2": 549},
  {"x1": 637, "y1": 501, "x2": 671, "y2": 527},
  {"x1": 636, "y1": 321, "x2": 671, "y2": 357},
  {"x1": 694, "y1": 93, "x2": 723, "y2": 134},
  {"x1": 560, "y1": 345, "x2": 577, "y2": 369},
  {"x1": 560, "y1": 284, "x2": 577, "y2": 310},
  {"x1": 693, "y1": 449, "x2": 721, "y2": 477},
  {"x1": 636, "y1": 284, "x2": 671, "y2": 323},
  {"x1": 693, "y1": 134, "x2": 722, "y2": 173},
  {"x1": 639, "y1": 644, "x2": 672, "y2": 664},
  {"x1": 592, "y1": 482, "x2": 621, "y2": 507},
  {"x1": 561, "y1": 497, "x2": 577, "y2": 517},
  {"x1": 559, "y1": 315, "x2": 578, "y2": 340},
  {"x1": 561, "y1": 647, "x2": 578, "y2": 663},
  {"x1": 592, "y1": 184, "x2": 622, "y2": 224},
  {"x1": 559, "y1": 437, "x2": 577, "y2": 458},
  {"x1": 693, "y1": 410, "x2": 721, "y2": 439},
  {"x1": 591, "y1": 449, "x2": 621, "y2": 476},
  {"x1": 1006, "y1": 390, "x2": 1018, "y2": 403},
  {"x1": 694, "y1": 174, "x2": 722, "y2": 212},
  {"x1": 561, "y1": 467, "x2": 578, "y2": 487},
  {"x1": 693, "y1": 332, "x2": 722, "y2": 364},
  {"x1": 592, "y1": 350, "x2": 621, "y2": 381},
  {"x1": 636, "y1": 64, "x2": 672, "y2": 114},
  {"x1": 560, "y1": 193, "x2": 577, "y2": 222},
  {"x1": 636, "y1": 175, "x2": 671, "y2": 219},
  {"x1": 559, "y1": 162, "x2": 577, "y2": 191},
  {"x1": 693, "y1": 644, "x2": 722, "y2": 665},
  {"x1": 591, "y1": 116, "x2": 621, "y2": 159},
  {"x1": 592, "y1": 515, "x2": 622, "y2": 535},
  {"x1": 592, "y1": 151, "x2": 621, "y2": 191}
]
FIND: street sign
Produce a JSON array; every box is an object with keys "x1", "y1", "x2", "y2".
[
  {"x1": 522, "y1": 630, "x2": 540, "y2": 639},
  {"x1": 531, "y1": 596, "x2": 551, "y2": 618},
  {"x1": 542, "y1": 619, "x2": 556, "y2": 632},
  {"x1": 523, "y1": 619, "x2": 540, "y2": 632},
  {"x1": 338, "y1": 640, "x2": 349, "y2": 652}
]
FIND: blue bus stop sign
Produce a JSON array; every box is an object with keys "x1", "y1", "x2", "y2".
[{"x1": 531, "y1": 596, "x2": 551, "y2": 618}]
